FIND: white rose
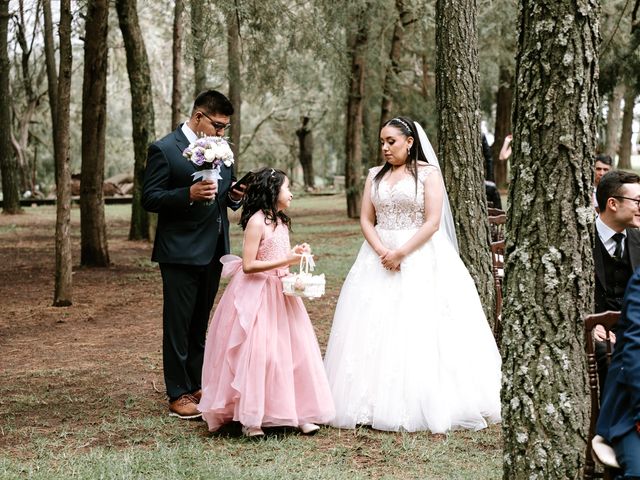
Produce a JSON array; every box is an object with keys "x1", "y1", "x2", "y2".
[{"x1": 204, "y1": 149, "x2": 216, "y2": 162}]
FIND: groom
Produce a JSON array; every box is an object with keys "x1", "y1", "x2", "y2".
[{"x1": 143, "y1": 90, "x2": 242, "y2": 419}]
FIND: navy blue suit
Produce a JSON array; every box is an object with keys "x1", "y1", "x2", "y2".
[
  {"x1": 142, "y1": 125, "x2": 239, "y2": 400},
  {"x1": 597, "y1": 267, "x2": 640, "y2": 477}
]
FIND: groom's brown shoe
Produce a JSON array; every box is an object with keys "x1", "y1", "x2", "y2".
[
  {"x1": 169, "y1": 394, "x2": 201, "y2": 419},
  {"x1": 191, "y1": 389, "x2": 202, "y2": 403}
]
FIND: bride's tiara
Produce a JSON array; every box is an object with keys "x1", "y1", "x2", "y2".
[{"x1": 391, "y1": 117, "x2": 413, "y2": 135}]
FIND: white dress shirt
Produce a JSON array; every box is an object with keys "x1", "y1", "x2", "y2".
[{"x1": 596, "y1": 216, "x2": 626, "y2": 257}]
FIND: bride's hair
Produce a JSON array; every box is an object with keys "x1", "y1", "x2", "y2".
[
  {"x1": 374, "y1": 116, "x2": 429, "y2": 188},
  {"x1": 239, "y1": 167, "x2": 292, "y2": 231}
]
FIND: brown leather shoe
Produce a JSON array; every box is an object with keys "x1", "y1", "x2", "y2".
[
  {"x1": 169, "y1": 394, "x2": 201, "y2": 419},
  {"x1": 191, "y1": 389, "x2": 202, "y2": 403}
]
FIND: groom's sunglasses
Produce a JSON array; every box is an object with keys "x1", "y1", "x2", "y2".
[{"x1": 198, "y1": 111, "x2": 231, "y2": 132}]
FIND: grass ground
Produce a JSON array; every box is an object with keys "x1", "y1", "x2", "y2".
[{"x1": 0, "y1": 194, "x2": 502, "y2": 480}]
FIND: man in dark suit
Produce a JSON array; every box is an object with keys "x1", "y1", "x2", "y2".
[
  {"x1": 596, "y1": 267, "x2": 640, "y2": 478},
  {"x1": 594, "y1": 170, "x2": 640, "y2": 391},
  {"x1": 142, "y1": 90, "x2": 242, "y2": 419}
]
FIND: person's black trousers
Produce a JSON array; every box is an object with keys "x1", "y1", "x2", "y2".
[{"x1": 159, "y1": 247, "x2": 224, "y2": 401}]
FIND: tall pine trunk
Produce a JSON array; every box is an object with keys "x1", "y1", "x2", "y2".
[
  {"x1": 0, "y1": 1, "x2": 22, "y2": 215},
  {"x1": 435, "y1": 0, "x2": 495, "y2": 323},
  {"x1": 191, "y1": 0, "x2": 206, "y2": 96},
  {"x1": 53, "y1": 0, "x2": 73, "y2": 306},
  {"x1": 227, "y1": 7, "x2": 241, "y2": 164},
  {"x1": 80, "y1": 0, "x2": 110, "y2": 266},
  {"x1": 171, "y1": 0, "x2": 183, "y2": 130},
  {"x1": 345, "y1": 4, "x2": 369, "y2": 219},
  {"x1": 296, "y1": 117, "x2": 315, "y2": 189},
  {"x1": 604, "y1": 83, "x2": 624, "y2": 159},
  {"x1": 116, "y1": 0, "x2": 156, "y2": 241},
  {"x1": 617, "y1": 88, "x2": 636, "y2": 169},
  {"x1": 376, "y1": 0, "x2": 413, "y2": 166},
  {"x1": 492, "y1": 65, "x2": 513, "y2": 187},
  {"x1": 502, "y1": 1, "x2": 598, "y2": 477},
  {"x1": 42, "y1": 0, "x2": 58, "y2": 186}
]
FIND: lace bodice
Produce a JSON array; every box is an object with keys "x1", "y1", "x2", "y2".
[
  {"x1": 370, "y1": 165, "x2": 438, "y2": 230},
  {"x1": 255, "y1": 213, "x2": 291, "y2": 262}
]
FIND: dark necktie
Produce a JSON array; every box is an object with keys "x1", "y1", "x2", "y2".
[{"x1": 612, "y1": 232, "x2": 625, "y2": 260}]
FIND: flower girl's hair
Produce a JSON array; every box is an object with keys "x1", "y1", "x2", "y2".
[{"x1": 239, "y1": 167, "x2": 292, "y2": 231}]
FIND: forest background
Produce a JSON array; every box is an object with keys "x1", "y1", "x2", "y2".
[{"x1": 1, "y1": 0, "x2": 640, "y2": 478}]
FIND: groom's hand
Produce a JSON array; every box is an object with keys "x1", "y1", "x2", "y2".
[{"x1": 190, "y1": 180, "x2": 217, "y2": 202}]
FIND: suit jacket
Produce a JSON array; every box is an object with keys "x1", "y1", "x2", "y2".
[
  {"x1": 594, "y1": 227, "x2": 640, "y2": 312},
  {"x1": 597, "y1": 266, "x2": 640, "y2": 442},
  {"x1": 142, "y1": 125, "x2": 239, "y2": 265}
]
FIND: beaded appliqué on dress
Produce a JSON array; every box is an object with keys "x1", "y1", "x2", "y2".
[
  {"x1": 257, "y1": 221, "x2": 291, "y2": 261},
  {"x1": 370, "y1": 165, "x2": 438, "y2": 230}
]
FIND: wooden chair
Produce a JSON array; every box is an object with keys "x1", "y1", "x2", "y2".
[
  {"x1": 488, "y1": 207, "x2": 505, "y2": 217},
  {"x1": 490, "y1": 240, "x2": 505, "y2": 345},
  {"x1": 583, "y1": 311, "x2": 620, "y2": 480},
  {"x1": 488, "y1": 213, "x2": 506, "y2": 243}
]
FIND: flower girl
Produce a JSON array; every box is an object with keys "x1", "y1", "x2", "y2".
[{"x1": 198, "y1": 167, "x2": 335, "y2": 437}]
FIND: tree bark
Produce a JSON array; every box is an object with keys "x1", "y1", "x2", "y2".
[
  {"x1": 0, "y1": 0, "x2": 22, "y2": 214},
  {"x1": 116, "y1": 0, "x2": 156, "y2": 241},
  {"x1": 53, "y1": 0, "x2": 73, "y2": 306},
  {"x1": 617, "y1": 88, "x2": 637, "y2": 169},
  {"x1": 227, "y1": 6, "x2": 241, "y2": 164},
  {"x1": 80, "y1": 0, "x2": 110, "y2": 266},
  {"x1": 492, "y1": 65, "x2": 513, "y2": 187},
  {"x1": 604, "y1": 83, "x2": 624, "y2": 160},
  {"x1": 435, "y1": 0, "x2": 495, "y2": 323},
  {"x1": 191, "y1": 0, "x2": 206, "y2": 96},
  {"x1": 345, "y1": 4, "x2": 370, "y2": 219},
  {"x1": 502, "y1": 1, "x2": 598, "y2": 477},
  {"x1": 171, "y1": 0, "x2": 184, "y2": 130},
  {"x1": 296, "y1": 117, "x2": 315, "y2": 189},
  {"x1": 42, "y1": 0, "x2": 57, "y2": 139},
  {"x1": 376, "y1": 0, "x2": 413, "y2": 166}
]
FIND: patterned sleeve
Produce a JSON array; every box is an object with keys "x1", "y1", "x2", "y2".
[
  {"x1": 368, "y1": 166, "x2": 383, "y2": 181},
  {"x1": 418, "y1": 164, "x2": 439, "y2": 183}
]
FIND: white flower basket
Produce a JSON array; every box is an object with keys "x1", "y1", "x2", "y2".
[{"x1": 282, "y1": 254, "x2": 325, "y2": 299}]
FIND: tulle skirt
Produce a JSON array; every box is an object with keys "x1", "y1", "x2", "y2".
[
  {"x1": 323, "y1": 228, "x2": 501, "y2": 433},
  {"x1": 198, "y1": 256, "x2": 335, "y2": 431}
]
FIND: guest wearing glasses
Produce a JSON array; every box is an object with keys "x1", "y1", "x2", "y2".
[
  {"x1": 142, "y1": 90, "x2": 244, "y2": 419},
  {"x1": 593, "y1": 170, "x2": 640, "y2": 391}
]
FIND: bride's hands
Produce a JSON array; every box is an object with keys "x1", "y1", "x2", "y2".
[{"x1": 380, "y1": 249, "x2": 404, "y2": 271}]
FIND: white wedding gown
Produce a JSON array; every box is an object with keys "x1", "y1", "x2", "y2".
[{"x1": 323, "y1": 166, "x2": 502, "y2": 433}]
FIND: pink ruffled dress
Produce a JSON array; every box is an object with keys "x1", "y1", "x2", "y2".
[{"x1": 198, "y1": 212, "x2": 335, "y2": 431}]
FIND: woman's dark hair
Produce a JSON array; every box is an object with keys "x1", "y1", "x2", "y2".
[
  {"x1": 374, "y1": 116, "x2": 427, "y2": 187},
  {"x1": 239, "y1": 167, "x2": 291, "y2": 231},
  {"x1": 192, "y1": 89, "x2": 234, "y2": 117}
]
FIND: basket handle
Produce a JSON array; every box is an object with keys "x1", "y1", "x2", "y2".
[{"x1": 299, "y1": 252, "x2": 315, "y2": 274}]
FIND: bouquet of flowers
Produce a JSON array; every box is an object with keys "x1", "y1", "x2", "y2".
[{"x1": 183, "y1": 136, "x2": 234, "y2": 204}]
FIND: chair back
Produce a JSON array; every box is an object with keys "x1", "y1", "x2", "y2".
[
  {"x1": 490, "y1": 240, "x2": 505, "y2": 345},
  {"x1": 583, "y1": 310, "x2": 620, "y2": 480},
  {"x1": 488, "y1": 213, "x2": 506, "y2": 242}
]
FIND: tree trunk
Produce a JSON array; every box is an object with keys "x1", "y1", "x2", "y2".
[
  {"x1": 227, "y1": 7, "x2": 241, "y2": 164},
  {"x1": 502, "y1": 1, "x2": 598, "y2": 477},
  {"x1": 492, "y1": 65, "x2": 513, "y2": 188},
  {"x1": 376, "y1": 0, "x2": 413, "y2": 166},
  {"x1": 435, "y1": 0, "x2": 494, "y2": 323},
  {"x1": 42, "y1": 0, "x2": 58, "y2": 187},
  {"x1": 604, "y1": 83, "x2": 625, "y2": 160},
  {"x1": 191, "y1": 0, "x2": 206, "y2": 96},
  {"x1": 345, "y1": 5, "x2": 370, "y2": 219},
  {"x1": 0, "y1": 0, "x2": 21, "y2": 214},
  {"x1": 296, "y1": 117, "x2": 315, "y2": 189},
  {"x1": 171, "y1": 0, "x2": 184, "y2": 130},
  {"x1": 618, "y1": 88, "x2": 637, "y2": 169},
  {"x1": 116, "y1": 0, "x2": 156, "y2": 241},
  {"x1": 80, "y1": 0, "x2": 110, "y2": 266},
  {"x1": 53, "y1": 0, "x2": 73, "y2": 306}
]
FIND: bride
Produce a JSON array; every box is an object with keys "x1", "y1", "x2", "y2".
[{"x1": 323, "y1": 117, "x2": 501, "y2": 433}]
